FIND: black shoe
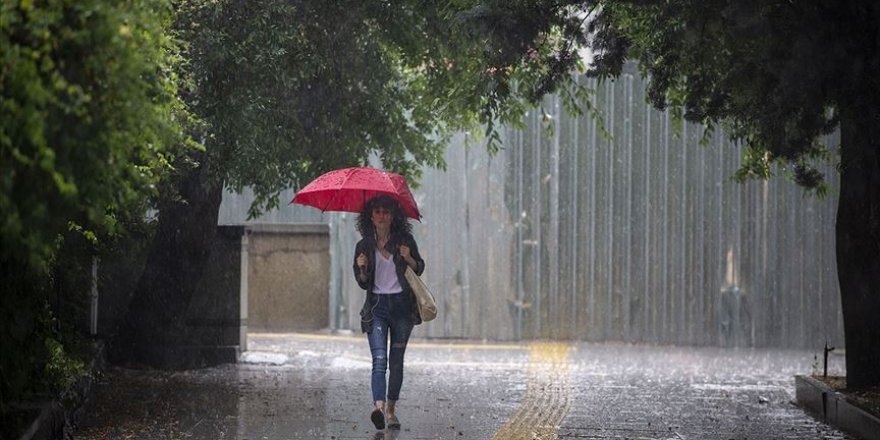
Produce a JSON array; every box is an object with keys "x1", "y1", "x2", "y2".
[{"x1": 371, "y1": 408, "x2": 385, "y2": 430}]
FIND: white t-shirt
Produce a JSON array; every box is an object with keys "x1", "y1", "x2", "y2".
[{"x1": 373, "y1": 249, "x2": 403, "y2": 294}]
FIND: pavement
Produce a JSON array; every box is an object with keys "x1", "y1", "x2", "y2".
[{"x1": 73, "y1": 332, "x2": 856, "y2": 440}]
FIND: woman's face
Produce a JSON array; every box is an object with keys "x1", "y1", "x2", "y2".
[{"x1": 371, "y1": 207, "x2": 392, "y2": 229}]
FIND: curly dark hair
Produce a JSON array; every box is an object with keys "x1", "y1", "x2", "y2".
[{"x1": 355, "y1": 194, "x2": 412, "y2": 238}]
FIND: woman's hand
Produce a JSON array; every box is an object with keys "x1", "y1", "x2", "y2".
[
  {"x1": 399, "y1": 245, "x2": 417, "y2": 269},
  {"x1": 356, "y1": 253, "x2": 370, "y2": 282}
]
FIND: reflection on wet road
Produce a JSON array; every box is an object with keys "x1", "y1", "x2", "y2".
[
  {"x1": 491, "y1": 342, "x2": 571, "y2": 440},
  {"x1": 74, "y1": 332, "x2": 852, "y2": 439}
]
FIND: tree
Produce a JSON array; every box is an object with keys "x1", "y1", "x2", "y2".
[
  {"x1": 585, "y1": 0, "x2": 879, "y2": 387},
  {"x1": 1, "y1": 0, "x2": 186, "y2": 428},
  {"x1": 111, "y1": 0, "x2": 591, "y2": 366},
  {"x1": 1, "y1": 0, "x2": 185, "y2": 269},
  {"x1": 417, "y1": 0, "x2": 879, "y2": 387}
]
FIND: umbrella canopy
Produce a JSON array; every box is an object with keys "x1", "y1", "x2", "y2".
[{"x1": 291, "y1": 167, "x2": 421, "y2": 220}]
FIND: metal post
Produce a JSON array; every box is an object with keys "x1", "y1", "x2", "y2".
[
  {"x1": 549, "y1": 96, "x2": 560, "y2": 338},
  {"x1": 515, "y1": 128, "x2": 525, "y2": 340},
  {"x1": 240, "y1": 231, "x2": 249, "y2": 352},
  {"x1": 570, "y1": 81, "x2": 580, "y2": 337},
  {"x1": 89, "y1": 256, "x2": 99, "y2": 335},
  {"x1": 461, "y1": 134, "x2": 471, "y2": 336},
  {"x1": 823, "y1": 342, "x2": 835, "y2": 378},
  {"x1": 329, "y1": 216, "x2": 340, "y2": 331},
  {"x1": 606, "y1": 79, "x2": 615, "y2": 341}
]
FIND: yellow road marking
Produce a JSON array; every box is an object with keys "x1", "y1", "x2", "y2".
[{"x1": 491, "y1": 342, "x2": 573, "y2": 440}]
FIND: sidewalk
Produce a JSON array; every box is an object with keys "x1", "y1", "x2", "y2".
[{"x1": 74, "y1": 332, "x2": 856, "y2": 439}]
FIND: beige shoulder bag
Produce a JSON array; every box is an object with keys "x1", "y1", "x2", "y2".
[{"x1": 404, "y1": 266, "x2": 437, "y2": 322}]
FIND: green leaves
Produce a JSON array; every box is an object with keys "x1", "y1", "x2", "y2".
[
  {"x1": 589, "y1": 0, "x2": 852, "y2": 191},
  {"x1": 173, "y1": 0, "x2": 606, "y2": 218},
  {"x1": 1, "y1": 0, "x2": 187, "y2": 268}
]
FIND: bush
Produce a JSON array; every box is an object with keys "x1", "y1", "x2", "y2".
[{"x1": 0, "y1": 254, "x2": 86, "y2": 439}]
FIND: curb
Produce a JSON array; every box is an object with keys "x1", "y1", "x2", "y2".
[
  {"x1": 795, "y1": 375, "x2": 880, "y2": 440},
  {"x1": 16, "y1": 401, "x2": 66, "y2": 440}
]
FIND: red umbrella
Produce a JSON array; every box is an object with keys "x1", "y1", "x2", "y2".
[{"x1": 291, "y1": 167, "x2": 421, "y2": 220}]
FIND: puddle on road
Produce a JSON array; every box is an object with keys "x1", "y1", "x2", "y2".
[
  {"x1": 239, "y1": 351, "x2": 288, "y2": 365},
  {"x1": 689, "y1": 383, "x2": 786, "y2": 392}
]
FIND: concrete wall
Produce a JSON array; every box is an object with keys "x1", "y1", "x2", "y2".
[
  {"x1": 97, "y1": 222, "x2": 329, "y2": 363},
  {"x1": 245, "y1": 224, "x2": 330, "y2": 332},
  {"x1": 96, "y1": 226, "x2": 246, "y2": 367},
  {"x1": 185, "y1": 225, "x2": 245, "y2": 362}
]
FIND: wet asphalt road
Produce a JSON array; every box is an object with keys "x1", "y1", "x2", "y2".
[{"x1": 74, "y1": 332, "x2": 853, "y2": 440}]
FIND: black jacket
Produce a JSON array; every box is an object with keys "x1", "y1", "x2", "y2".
[{"x1": 353, "y1": 231, "x2": 425, "y2": 333}]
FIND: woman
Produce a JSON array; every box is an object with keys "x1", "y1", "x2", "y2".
[{"x1": 353, "y1": 194, "x2": 425, "y2": 431}]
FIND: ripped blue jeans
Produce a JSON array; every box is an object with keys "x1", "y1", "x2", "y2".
[{"x1": 367, "y1": 292, "x2": 414, "y2": 403}]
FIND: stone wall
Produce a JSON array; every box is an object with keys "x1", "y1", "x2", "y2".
[{"x1": 245, "y1": 224, "x2": 330, "y2": 332}]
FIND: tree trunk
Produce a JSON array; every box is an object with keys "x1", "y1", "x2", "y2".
[
  {"x1": 109, "y1": 156, "x2": 223, "y2": 369},
  {"x1": 837, "y1": 103, "x2": 880, "y2": 389}
]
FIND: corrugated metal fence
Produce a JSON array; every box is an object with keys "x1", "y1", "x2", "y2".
[{"x1": 221, "y1": 73, "x2": 844, "y2": 350}]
